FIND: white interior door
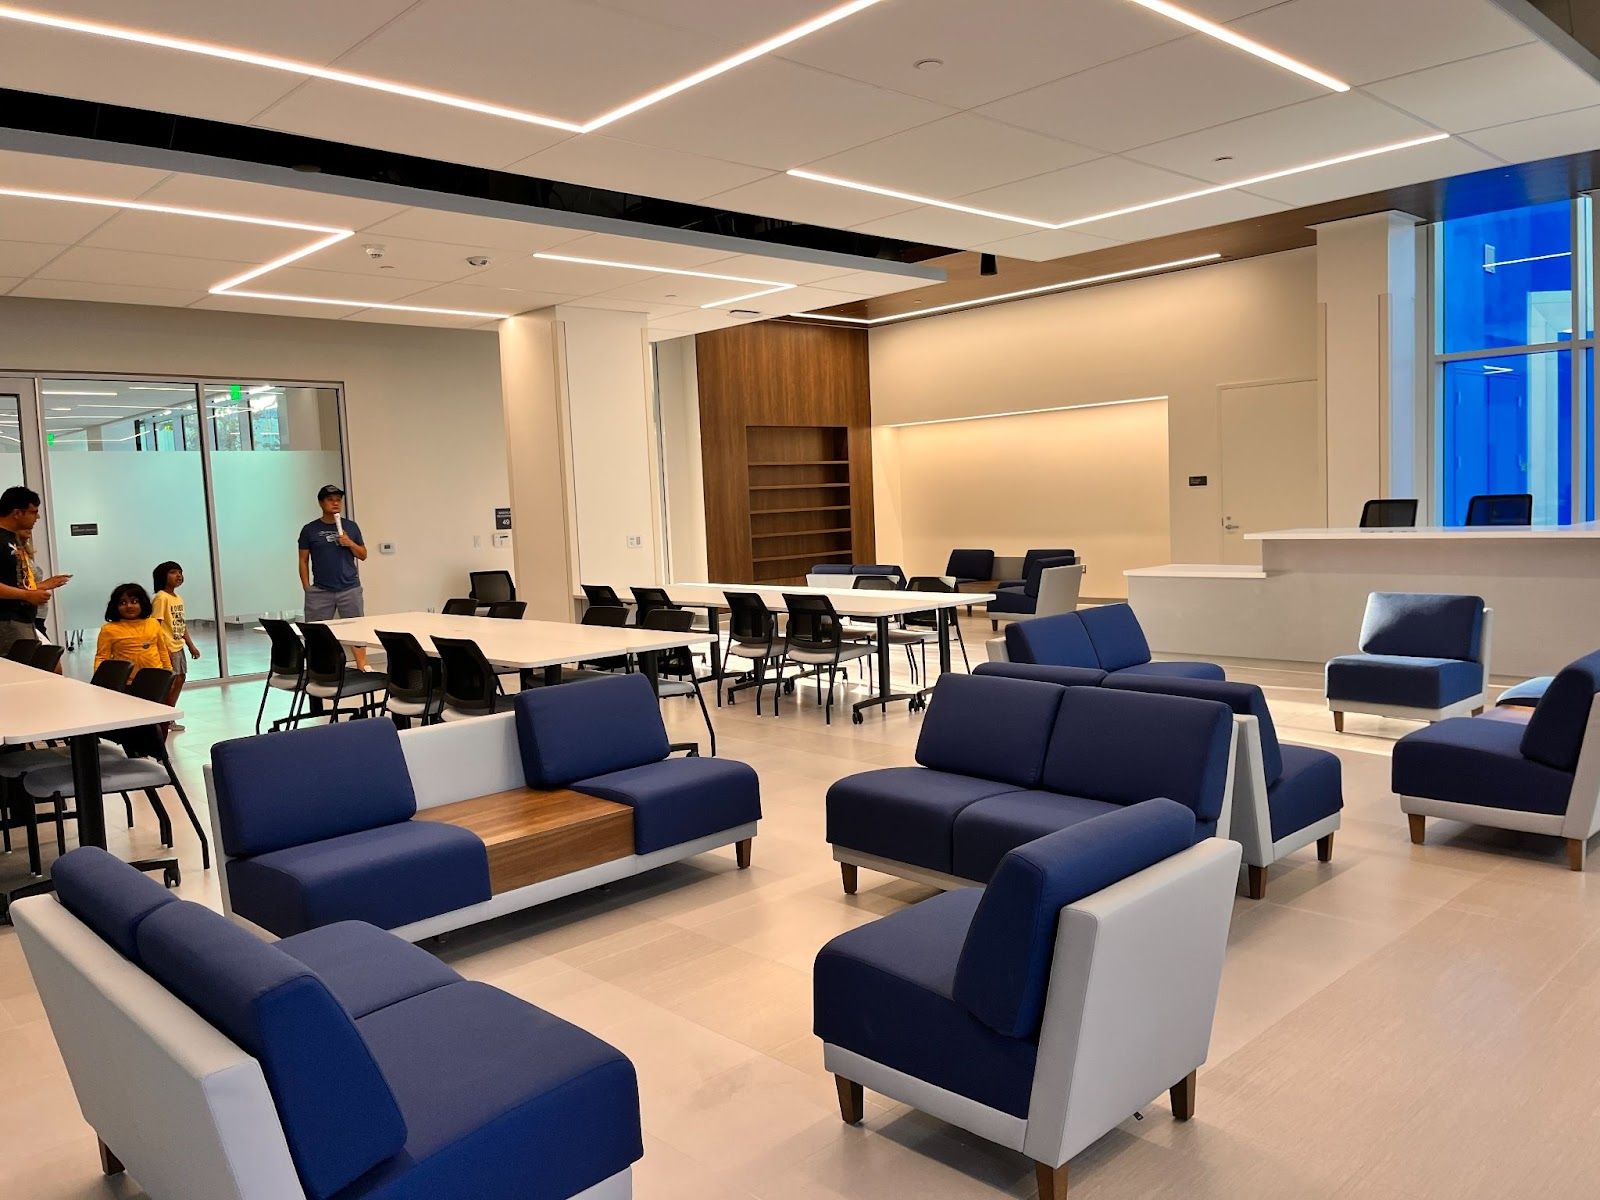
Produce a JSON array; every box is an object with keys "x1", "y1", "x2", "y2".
[{"x1": 1218, "y1": 379, "x2": 1326, "y2": 564}]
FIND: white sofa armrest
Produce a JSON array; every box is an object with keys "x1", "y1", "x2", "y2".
[{"x1": 1561, "y1": 694, "x2": 1600, "y2": 842}]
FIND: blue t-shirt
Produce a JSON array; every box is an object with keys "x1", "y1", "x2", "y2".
[{"x1": 298, "y1": 517, "x2": 363, "y2": 592}]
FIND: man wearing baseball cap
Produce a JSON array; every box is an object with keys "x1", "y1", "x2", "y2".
[{"x1": 298, "y1": 484, "x2": 369, "y2": 667}]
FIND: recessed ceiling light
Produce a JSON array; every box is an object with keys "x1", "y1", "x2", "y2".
[
  {"x1": 532, "y1": 252, "x2": 796, "y2": 309},
  {"x1": 913, "y1": 58, "x2": 944, "y2": 70},
  {"x1": 788, "y1": 134, "x2": 1450, "y2": 231},
  {"x1": 50, "y1": 406, "x2": 70, "y2": 411},
  {"x1": 42, "y1": 389, "x2": 116, "y2": 396},
  {"x1": 0, "y1": 0, "x2": 884, "y2": 132},
  {"x1": 1120, "y1": 0, "x2": 1349, "y2": 92}
]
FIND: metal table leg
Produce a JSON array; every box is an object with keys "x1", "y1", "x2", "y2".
[{"x1": 852, "y1": 615, "x2": 922, "y2": 723}]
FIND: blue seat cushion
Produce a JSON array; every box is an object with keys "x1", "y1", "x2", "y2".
[
  {"x1": 954, "y1": 799, "x2": 1196, "y2": 1039},
  {"x1": 349, "y1": 981, "x2": 642, "y2": 1200},
  {"x1": 946, "y1": 549, "x2": 995, "y2": 580},
  {"x1": 1040, "y1": 687, "x2": 1233, "y2": 825},
  {"x1": 1360, "y1": 592, "x2": 1484, "y2": 661},
  {"x1": 277, "y1": 921, "x2": 460, "y2": 1019},
  {"x1": 951, "y1": 791, "x2": 1123, "y2": 882},
  {"x1": 1393, "y1": 717, "x2": 1574, "y2": 816},
  {"x1": 1077, "y1": 603, "x2": 1152, "y2": 671},
  {"x1": 986, "y1": 588, "x2": 1037, "y2": 615},
  {"x1": 136, "y1": 901, "x2": 406, "y2": 1200},
  {"x1": 974, "y1": 662, "x2": 1107, "y2": 688},
  {"x1": 211, "y1": 720, "x2": 417, "y2": 858},
  {"x1": 827, "y1": 767, "x2": 1022, "y2": 874},
  {"x1": 1004, "y1": 612, "x2": 1098, "y2": 668},
  {"x1": 1326, "y1": 654, "x2": 1484, "y2": 710},
  {"x1": 227, "y1": 821, "x2": 491, "y2": 937},
  {"x1": 1267, "y1": 745, "x2": 1344, "y2": 842},
  {"x1": 1521, "y1": 651, "x2": 1600, "y2": 771},
  {"x1": 516, "y1": 673, "x2": 670, "y2": 789},
  {"x1": 915, "y1": 673, "x2": 1065, "y2": 788},
  {"x1": 49, "y1": 846, "x2": 176, "y2": 962},
  {"x1": 814, "y1": 888, "x2": 1037, "y2": 1117},
  {"x1": 572, "y1": 756, "x2": 760, "y2": 855},
  {"x1": 1110, "y1": 660, "x2": 1226, "y2": 682},
  {"x1": 1103, "y1": 675, "x2": 1276, "y2": 782},
  {"x1": 1497, "y1": 676, "x2": 1553, "y2": 708}
]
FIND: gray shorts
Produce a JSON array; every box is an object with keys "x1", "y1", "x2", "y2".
[
  {"x1": 0, "y1": 619, "x2": 37, "y2": 655},
  {"x1": 304, "y1": 586, "x2": 364, "y2": 621}
]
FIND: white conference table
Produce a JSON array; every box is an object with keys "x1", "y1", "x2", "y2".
[{"x1": 586, "y1": 581, "x2": 995, "y2": 722}]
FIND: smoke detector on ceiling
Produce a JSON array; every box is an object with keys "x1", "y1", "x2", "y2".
[
  {"x1": 467, "y1": 256, "x2": 491, "y2": 267},
  {"x1": 363, "y1": 243, "x2": 387, "y2": 260}
]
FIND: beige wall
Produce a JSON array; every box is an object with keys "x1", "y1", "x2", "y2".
[
  {"x1": 0, "y1": 296, "x2": 512, "y2": 616},
  {"x1": 868, "y1": 249, "x2": 1320, "y2": 571},
  {"x1": 653, "y1": 335, "x2": 709, "y2": 581}
]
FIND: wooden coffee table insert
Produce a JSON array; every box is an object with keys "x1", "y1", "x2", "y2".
[{"x1": 417, "y1": 787, "x2": 634, "y2": 894}]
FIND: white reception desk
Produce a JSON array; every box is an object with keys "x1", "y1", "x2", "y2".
[{"x1": 1126, "y1": 523, "x2": 1600, "y2": 678}]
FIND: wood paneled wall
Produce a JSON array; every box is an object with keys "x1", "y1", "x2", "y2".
[{"x1": 695, "y1": 322, "x2": 875, "y2": 583}]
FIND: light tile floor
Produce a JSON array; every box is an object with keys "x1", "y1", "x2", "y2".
[{"x1": 3, "y1": 617, "x2": 1598, "y2": 1199}]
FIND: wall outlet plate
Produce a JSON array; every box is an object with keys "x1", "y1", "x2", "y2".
[{"x1": 627, "y1": 534, "x2": 643, "y2": 548}]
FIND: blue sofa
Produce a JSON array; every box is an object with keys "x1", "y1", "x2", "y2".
[
  {"x1": 1326, "y1": 592, "x2": 1491, "y2": 730},
  {"x1": 1394, "y1": 650, "x2": 1600, "y2": 870},
  {"x1": 816, "y1": 800, "x2": 1241, "y2": 1197},
  {"x1": 987, "y1": 552, "x2": 1079, "y2": 624},
  {"x1": 209, "y1": 675, "x2": 761, "y2": 939},
  {"x1": 14, "y1": 848, "x2": 642, "y2": 1200},
  {"x1": 826, "y1": 673, "x2": 1236, "y2": 893},
  {"x1": 993, "y1": 605, "x2": 1226, "y2": 681}
]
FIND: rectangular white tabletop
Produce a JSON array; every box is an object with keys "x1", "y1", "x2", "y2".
[
  {"x1": 1247, "y1": 523, "x2": 1600, "y2": 541},
  {"x1": 0, "y1": 674, "x2": 179, "y2": 743},
  {"x1": 326, "y1": 612, "x2": 713, "y2": 669},
  {"x1": 0, "y1": 658, "x2": 47, "y2": 687},
  {"x1": 593, "y1": 581, "x2": 995, "y2": 619}
]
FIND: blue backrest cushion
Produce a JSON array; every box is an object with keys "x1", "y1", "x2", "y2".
[
  {"x1": 953, "y1": 799, "x2": 1196, "y2": 1039},
  {"x1": 1005, "y1": 612, "x2": 1099, "y2": 668},
  {"x1": 1103, "y1": 675, "x2": 1281, "y2": 784},
  {"x1": 51, "y1": 847, "x2": 177, "y2": 962},
  {"x1": 1358, "y1": 592, "x2": 1484, "y2": 661},
  {"x1": 946, "y1": 549, "x2": 995, "y2": 579},
  {"x1": 1077, "y1": 603, "x2": 1152, "y2": 671},
  {"x1": 1023, "y1": 555, "x2": 1078, "y2": 598},
  {"x1": 516, "y1": 672, "x2": 670, "y2": 788},
  {"x1": 136, "y1": 902, "x2": 406, "y2": 1200},
  {"x1": 810, "y1": 564, "x2": 853, "y2": 575},
  {"x1": 915, "y1": 673, "x2": 1065, "y2": 789},
  {"x1": 1022, "y1": 549, "x2": 1075, "y2": 575},
  {"x1": 854, "y1": 563, "x2": 905, "y2": 582},
  {"x1": 975, "y1": 662, "x2": 1108, "y2": 688},
  {"x1": 1041, "y1": 687, "x2": 1233, "y2": 822},
  {"x1": 1521, "y1": 650, "x2": 1600, "y2": 772},
  {"x1": 211, "y1": 720, "x2": 416, "y2": 858}
]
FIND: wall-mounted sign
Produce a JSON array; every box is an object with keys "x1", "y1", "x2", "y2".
[
  {"x1": 1187, "y1": 475, "x2": 1208, "y2": 487},
  {"x1": 69, "y1": 523, "x2": 99, "y2": 536},
  {"x1": 495, "y1": 507, "x2": 512, "y2": 530}
]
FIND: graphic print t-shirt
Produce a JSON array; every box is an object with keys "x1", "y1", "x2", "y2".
[
  {"x1": 299, "y1": 517, "x2": 363, "y2": 592},
  {"x1": 0, "y1": 528, "x2": 36, "y2": 622}
]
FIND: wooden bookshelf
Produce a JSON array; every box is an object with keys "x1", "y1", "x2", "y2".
[{"x1": 745, "y1": 425, "x2": 855, "y2": 584}]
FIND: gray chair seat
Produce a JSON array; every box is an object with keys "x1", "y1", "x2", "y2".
[
  {"x1": 386, "y1": 696, "x2": 442, "y2": 719},
  {"x1": 266, "y1": 671, "x2": 302, "y2": 693},
  {"x1": 24, "y1": 755, "x2": 170, "y2": 799},
  {"x1": 727, "y1": 639, "x2": 786, "y2": 660},
  {"x1": 0, "y1": 744, "x2": 126, "y2": 779},
  {"x1": 788, "y1": 642, "x2": 875, "y2": 666},
  {"x1": 306, "y1": 671, "x2": 388, "y2": 700},
  {"x1": 440, "y1": 695, "x2": 516, "y2": 721}
]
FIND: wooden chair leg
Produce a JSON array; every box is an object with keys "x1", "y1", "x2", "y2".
[
  {"x1": 98, "y1": 1138, "x2": 124, "y2": 1176},
  {"x1": 735, "y1": 838, "x2": 752, "y2": 869},
  {"x1": 840, "y1": 862, "x2": 858, "y2": 895},
  {"x1": 1568, "y1": 838, "x2": 1587, "y2": 872},
  {"x1": 1317, "y1": 832, "x2": 1335, "y2": 862},
  {"x1": 1408, "y1": 814, "x2": 1425, "y2": 845},
  {"x1": 1170, "y1": 1070, "x2": 1197, "y2": 1121},
  {"x1": 1332, "y1": 711, "x2": 1344, "y2": 733},
  {"x1": 834, "y1": 1075, "x2": 863, "y2": 1125},
  {"x1": 1034, "y1": 1160, "x2": 1069, "y2": 1199},
  {"x1": 1246, "y1": 864, "x2": 1267, "y2": 900}
]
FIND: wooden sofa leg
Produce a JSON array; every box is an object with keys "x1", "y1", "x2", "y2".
[
  {"x1": 1568, "y1": 838, "x2": 1587, "y2": 872},
  {"x1": 1170, "y1": 1070, "x2": 1197, "y2": 1121},
  {"x1": 1246, "y1": 864, "x2": 1267, "y2": 900},
  {"x1": 735, "y1": 838, "x2": 752, "y2": 869},
  {"x1": 1332, "y1": 711, "x2": 1344, "y2": 733},
  {"x1": 840, "y1": 862, "x2": 858, "y2": 894},
  {"x1": 834, "y1": 1075, "x2": 864, "y2": 1125},
  {"x1": 1317, "y1": 833, "x2": 1335, "y2": 862},
  {"x1": 98, "y1": 1138, "x2": 124, "y2": 1176},
  {"x1": 1034, "y1": 1160, "x2": 1069, "y2": 1199},
  {"x1": 1408, "y1": 814, "x2": 1425, "y2": 846}
]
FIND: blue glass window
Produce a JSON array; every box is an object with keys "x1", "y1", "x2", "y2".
[
  {"x1": 1440, "y1": 201, "x2": 1573, "y2": 353},
  {"x1": 1440, "y1": 352, "x2": 1571, "y2": 525}
]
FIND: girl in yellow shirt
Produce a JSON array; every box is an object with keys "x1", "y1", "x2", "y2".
[{"x1": 94, "y1": 583, "x2": 173, "y2": 678}]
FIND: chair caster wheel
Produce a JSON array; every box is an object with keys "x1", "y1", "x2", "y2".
[
  {"x1": 784, "y1": 680, "x2": 795, "y2": 695},
  {"x1": 852, "y1": 711, "x2": 864, "y2": 725},
  {"x1": 162, "y1": 866, "x2": 182, "y2": 889}
]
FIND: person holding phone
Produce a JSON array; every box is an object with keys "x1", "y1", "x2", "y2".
[
  {"x1": 0, "y1": 486, "x2": 70, "y2": 656},
  {"x1": 298, "y1": 484, "x2": 369, "y2": 668}
]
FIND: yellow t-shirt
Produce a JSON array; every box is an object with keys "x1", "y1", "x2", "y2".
[
  {"x1": 151, "y1": 590, "x2": 187, "y2": 652},
  {"x1": 95, "y1": 617, "x2": 173, "y2": 676}
]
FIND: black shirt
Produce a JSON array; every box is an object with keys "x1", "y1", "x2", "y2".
[{"x1": 0, "y1": 528, "x2": 36, "y2": 623}]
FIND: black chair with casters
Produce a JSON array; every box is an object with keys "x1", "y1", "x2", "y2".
[
  {"x1": 1359, "y1": 498, "x2": 1419, "y2": 528},
  {"x1": 850, "y1": 574, "x2": 923, "y2": 682},
  {"x1": 255, "y1": 618, "x2": 307, "y2": 734},
  {"x1": 468, "y1": 570, "x2": 516, "y2": 604},
  {"x1": 377, "y1": 630, "x2": 442, "y2": 727},
  {"x1": 88, "y1": 660, "x2": 134, "y2": 690},
  {"x1": 724, "y1": 592, "x2": 787, "y2": 715},
  {"x1": 29, "y1": 644, "x2": 63, "y2": 672},
  {"x1": 783, "y1": 594, "x2": 875, "y2": 725},
  {"x1": 486, "y1": 601, "x2": 527, "y2": 620},
  {"x1": 582, "y1": 583, "x2": 628, "y2": 615},
  {"x1": 296, "y1": 622, "x2": 387, "y2": 722},
  {"x1": 630, "y1": 585, "x2": 680, "y2": 624},
  {"x1": 441, "y1": 597, "x2": 479, "y2": 616},
  {"x1": 573, "y1": 604, "x2": 632, "y2": 676},
  {"x1": 904, "y1": 575, "x2": 971, "y2": 676},
  {"x1": 637, "y1": 607, "x2": 718, "y2": 754},
  {"x1": 432, "y1": 636, "x2": 515, "y2": 720},
  {"x1": 5, "y1": 640, "x2": 37, "y2": 664},
  {"x1": 1465, "y1": 493, "x2": 1534, "y2": 526}
]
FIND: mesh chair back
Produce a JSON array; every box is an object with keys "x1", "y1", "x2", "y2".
[
  {"x1": 486, "y1": 601, "x2": 527, "y2": 620},
  {"x1": 30, "y1": 644, "x2": 63, "y2": 672},
  {"x1": 1465, "y1": 493, "x2": 1533, "y2": 526},
  {"x1": 631, "y1": 586, "x2": 678, "y2": 624},
  {"x1": 468, "y1": 570, "x2": 515, "y2": 604},
  {"x1": 432, "y1": 636, "x2": 499, "y2": 716},
  {"x1": 261, "y1": 618, "x2": 305, "y2": 677},
  {"x1": 1360, "y1": 498, "x2": 1419, "y2": 528},
  {"x1": 5, "y1": 640, "x2": 37, "y2": 663},
  {"x1": 582, "y1": 605, "x2": 629, "y2": 627},
  {"x1": 296, "y1": 622, "x2": 349, "y2": 689},
  {"x1": 783, "y1": 593, "x2": 848, "y2": 654},
  {"x1": 639, "y1": 606, "x2": 696, "y2": 676},
  {"x1": 582, "y1": 583, "x2": 624, "y2": 608},
  {"x1": 725, "y1": 592, "x2": 778, "y2": 651},
  {"x1": 441, "y1": 597, "x2": 478, "y2": 616},
  {"x1": 376, "y1": 630, "x2": 435, "y2": 705},
  {"x1": 89, "y1": 659, "x2": 134, "y2": 690},
  {"x1": 904, "y1": 575, "x2": 956, "y2": 629}
]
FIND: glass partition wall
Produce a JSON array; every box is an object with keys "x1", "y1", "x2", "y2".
[{"x1": 3, "y1": 374, "x2": 346, "y2": 682}]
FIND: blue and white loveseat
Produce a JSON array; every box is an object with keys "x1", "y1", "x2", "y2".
[
  {"x1": 14, "y1": 848, "x2": 642, "y2": 1200},
  {"x1": 987, "y1": 604, "x2": 1226, "y2": 681}
]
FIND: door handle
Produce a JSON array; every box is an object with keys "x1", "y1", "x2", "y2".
[{"x1": 1223, "y1": 521, "x2": 1240, "y2": 531}]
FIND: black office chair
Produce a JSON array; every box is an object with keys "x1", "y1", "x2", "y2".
[
  {"x1": 637, "y1": 607, "x2": 717, "y2": 754},
  {"x1": 782, "y1": 594, "x2": 875, "y2": 725},
  {"x1": 297, "y1": 622, "x2": 387, "y2": 722},
  {"x1": 1465, "y1": 493, "x2": 1533, "y2": 526},
  {"x1": 432, "y1": 636, "x2": 514, "y2": 720},
  {"x1": 469, "y1": 570, "x2": 516, "y2": 604},
  {"x1": 1360, "y1": 498, "x2": 1420, "y2": 528},
  {"x1": 377, "y1": 630, "x2": 442, "y2": 727},
  {"x1": 851, "y1": 574, "x2": 922, "y2": 680},
  {"x1": 486, "y1": 601, "x2": 527, "y2": 620},
  {"x1": 89, "y1": 660, "x2": 134, "y2": 690},
  {"x1": 29, "y1": 644, "x2": 63, "y2": 672},
  {"x1": 578, "y1": 605, "x2": 632, "y2": 674},
  {"x1": 5, "y1": 640, "x2": 37, "y2": 663},
  {"x1": 582, "y1": 583, "x2": 628, "y2": 615},
  {"x1": 630, "y1": 585, "x2": 678, "y2": 624},
  {"x1": 724, "y1": 592, "x2": 787, "y2": 715},
  {"x1": 441, "y1": 597, "x2": 479, "y2": 616},
  {"x1": 256, "y1": 618, "x2": 307, "y2": 734},
  {"x1": 906, "y1": 575, "x2": 971, "y2": 674}
]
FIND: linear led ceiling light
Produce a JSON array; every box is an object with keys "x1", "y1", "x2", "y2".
[
  {"x1": 0, "y1": 1, "x2": 882, "y2": 133},
  {"x1": 789, "y1": 134, "x2": 1450, "y2": 232},
  {"x1": 0, "y1": 186, "x2": 513, "y2": 319},
  {"x1": 533, "y1": 252, "x2": 796, "y2": 309},
  {"x1": 884, "y1": 395, "x2": 1168, "y2": 428},
  {"x1": 1121, "y1": 0, "x2": 1348, "y2": 91},
  {"x1": 795, "y1": 253, "x2": 1222, "y2": 326}
]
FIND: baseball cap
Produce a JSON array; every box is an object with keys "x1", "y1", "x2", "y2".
[{"x1": 316, "y1": 484, "x2": 345, "y2": 500}]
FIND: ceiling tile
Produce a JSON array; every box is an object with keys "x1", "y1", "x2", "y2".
[
  {"x1": 562, "y1": 296, "x2": 696, "y2": 319},
  {"x1": 1074, "y1": 188, "x2": 1285, "y2": 241},
  {"x1": 598, "y1": 274, "x2": 775, "y2": 307},
  {"x1": 1366, "y1": 43, "x2": 1600, "y2": 132},
  {"x1": 849, "y1": 206, "x2": 1041, "y2": 249},
  {"x1": 10, "y1": 278, "x2": 206, "y2": 308},
  {"x1": 810, "y1": 269, "x2": 934, "y2": 295},
  {"x1": 702, "y1": 173, "x2": 919, "y2": 228},
  {"x1": 961, "y1": 157, "x2": 1209, "y2": 226},
  {"x1": 778, "y1": 0, "x2": 1183, "y2": 108},
  {"x1": 134, "y1": 175, "x2": 408, "y2": 229},
  {"x1": 548, "y1": 232, "x2": 737, "y2": 269},
  {"x1": 340, "y1": 308, "x2": 497, "y2": 329},
  {"x1": 36, "y1": 245, "x2": 249, "y2": 290},
  {"x1": 0, "y1": 241, "x2": 67, "y2": 277},
  {"x1": 388, "y1": 282, "x2": 576, "y2": 314},
  {"x1": 608, "y1": 57, "x2": 953, "y2": 170},
  {"x1": 357, "y1": 209, "x2": 590, "y2": 252},
  {"x1": 692, "y1": 253, "x2": 861, "y2": 286},
  {"x1": 459, "y1": 254, "x2": 643, "y2": 294},
  {"x1": 801, "y1": 114, "x2": 1098, "y2": 197},
  {"x1": 1228, "y1": 0, "x2": 1534, "y2": 86},
  {"x1": 297, "y1": 236, "x2": 492, "y2": 283},
  {"x1": 32, "y1": 1, "x2": 418, "y2": 61},
  {"x1": 590, "y1": 0, "x2": 837, "y2": 42},
  {"x1": 964, "y1": 227, "x2": 1121, "y2": 262},
  {"x1": 509, "y1": 135, "x2": 768, "y2": 202},
  {"x1": 1462, "y1": 105, "x2": 1600, "y2": 165},
  {"x1": 976, "y1": 34, "x2": 1325, "y2": 153},
  {"x1": 193, "y1": 293, "x2": 365, "y2": 319},
  {"x1": 0, "y1": 148, "x2": 169, "y2": 198},
  {"x1": 763, "y1": 284, "x2": 864, "y2": 314},
  {"x1": 1241, "y1": 135, "x2": 1500, "y2": 206},
  {"x1": 241, "y1": 265, "x2": 436, "y2": 303},
  {"x1": 80, "y1": 209, "x2": 314, "y2": 263},
  {"x1": 0, "y1": 278, "x2": 21, "y2": 296},
  {"x1": 648, "y1": 309, "x2": 754, "y2": 335}
]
